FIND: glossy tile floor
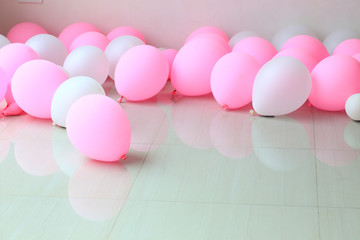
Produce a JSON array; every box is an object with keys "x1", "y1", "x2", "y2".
[{"x1": 1, "y1": 80, "x2": 360, "y2": 240}]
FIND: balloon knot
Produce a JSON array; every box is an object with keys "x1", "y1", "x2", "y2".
[
  {"x1": 120, "y1": 154, "x2": 128, "y2": 160},
  {"x1": 171, "y1": 90, "x2": 177, "y2": 96},
  {"x1": 118, "y1": 96, "x2": 125, "y2": 103},
  {"x1": 249, "y1": 109, "x2": 259, "y2": 116},
  {"x1": 308, "y1": 102, "x2": 312, "y2": 107},
  {"x1": 222, "y1": 104, "x2": 229, "y2": 110}
]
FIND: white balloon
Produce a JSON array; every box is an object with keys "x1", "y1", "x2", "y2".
[
  {"x1": 105, "y1": 35, "x2": 144, "y2": 80},
  {"x1": 0, "y1": 34, "x2": 10, "y2": 49},
  {"x1": 252, "y1": 57, "x2": 311, "y2": 116},
  {"x1": 63, "y1": 45, "x2": 110, "y2": 85},
  {"x1": 228, "y1": 31, "x2": 260, "y2": 49},
  {"x1": 272, "y1": 25, "x2": 318, "y2": 51},
  {"x1": 26, "y1": 34, "x2": 68, "y2": 65},
  {"x1": 345, "y1": 93, "x2": 360, "y2": 121},
  {"x1": 51, "y1": 76, "x2": 105, "y2": 127},
  {"x1": 323, "y1": 29, "x2": 360, "y2": 55}
]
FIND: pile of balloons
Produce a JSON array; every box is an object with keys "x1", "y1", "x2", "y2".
[{"x1": 1, "y1": 22, "x2": 360, "y2": 162}]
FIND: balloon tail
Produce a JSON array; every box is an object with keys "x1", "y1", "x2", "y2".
[
  {"x1": 249, "y1": 109, "x2": 259, "y2": 116},
  {"x1": 118, "y1": 96, "x2": 125, "y2": 103},
  {"x1": 171, "y1": 90, "x2": 177, "y2": 96},
  {"x1": 222, "y1": 104, "x2": 229, "y2": 110},
  {"x1": 3, "y1": 103, "x2": 23, "y2": 116},
  {"x1": 308, "y1": 102, "x2": 312, "y2": 107},
  {"x1": 120, "y1": 154, "x2": 128, "y2": 160}
]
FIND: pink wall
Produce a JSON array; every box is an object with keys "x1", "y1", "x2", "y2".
[{"x1": 0, "y1": 0, "x2": 360, "y2": 49}]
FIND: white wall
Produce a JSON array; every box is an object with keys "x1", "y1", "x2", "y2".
[{"x1": 0, "y1": 0, "x2": 359, "y2": 49}]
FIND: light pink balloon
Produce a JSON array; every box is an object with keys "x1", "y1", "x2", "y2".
[
  {"x1": 11, "y1": 60, "x2": 68, "y2": 118},
  {"x1": 66, "y1": 94, "x2": 131, "y2": 162},
  {"x1": 0, "y1": 43, "x2": 39, "y2": 80},
  {"x1": 211, "y1": 52, "x2": 260, "y2": 109},
  {"x1": 171, "y1": 38, "x2": 230, "y2": 96},
  {"x1": 281, "y1": 35, "x2": 329, "y2": 62},
  {"x1": 107, "y1": 26, "x2": 146, "y2": 43},
  {"x1": 0, "y1": 68, "x2": 7, "y2": 102},
  {"x1": 161, "y1": 48, "x2": 178, "y2": 80},
  {"x1": 7, "y1": 22, "x2": 47, "y2": 43},
  {"x1": 353, "y1": 53, "x2": 360, "y2": 62},
  {"x1": 252, "y1": 57, "x2": 312, "y2": 116},
  {"x1": 2, "y1": 102, "x2": 23, "y2": 116},
  {"x1": 185, "y1": 26, "x2": 229, "y2": 44},
  {"x1": 115, "y1": 45, "x2": 169, "y2": 101},
  {"x1": 273, "y1": 48, "x2": 318, "y2": 72},
  {"x1": 232, "y1": 37, "x2": 277, "y2": 66},
  {"x1": 58, "y1": 22, "x2": 99, "y2": 51},
  {"x1": 0, "y1": 43, "x2": 39, "y2": 105},
  {"x1": 309, "y1": 55, "x2": 360, "y2": 111},
  {"x1": 333, "y1": 39, "x2": 360, "y2": 56},
  {"x1": 186, "y1": 33, "x2": 230, "y2": 51},
  {"x1": 69, "y1": 31, "x2": 109, "y2": 52}
]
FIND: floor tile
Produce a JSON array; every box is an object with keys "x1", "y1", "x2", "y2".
[{"x1": 108, "y1": 201, "x2": 320, "y2": 240}]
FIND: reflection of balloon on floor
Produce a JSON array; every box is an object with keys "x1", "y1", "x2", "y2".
[
  {"x1": 316, "y1": 150, "x2": 357, "y2": 167},
  {"x1": 252, "y1": 116, "x2": 312, "y2": 171},
  {"x1": 68, "y1": 160, "x2": 132, "y2": 222},
  {"x1": 344, "y1": 121, "x2": 360, "y2": 149},
  {"x1": 171, "y1": 94, "x2": 219, "y2": 149},
  {"x1": 0, "y1": 139, "x2": 11, "y2": 163},
  {"x1": 210, "y1": 108, "x2": 253, "y2": 159},
  {"x1": 122, "y1": 101, "x2": 168, "y2": 151},
  {"x1": 13, "y1": 117, "x2": 59, "y2": 176},
  {"x1": 52, "y1": 126, "x2": 88, "y2": 177}
]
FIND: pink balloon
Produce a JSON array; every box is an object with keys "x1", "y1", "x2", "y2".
[
  {"x1": 171, "y1": 38, "x2": 230, "y2": 96},
  {"x1": 0, "y1": 43, "x2": 39, "y2": 105},
  {"x1": 0, "y1": 68, "x2": 7, "y2": 102},
  {"x1": 281, "y1": 35, "x2": 329, "y2": 62},
  {"x1": 353, "y1": 53, "x2": 360, "y2": 62},
  {"x1": 69, "y1": 31, "x2": 109, "y2": 52},
  {"x1": 66, "y1": 94, "x2": 131, "y2": 162},
  {"x1": 309, "y1": 55, "x2": 360, "y2": 111},
  {"x1": 2, "y1": 102, "x2": 23, "y2": 116},
  {"x1": 11, "y1": 60, "x2": 68, "y2": 118},
  {"x1": 185, "y1": 26, "x2": 229, "y2": 44},
  {"x1": 232, "y1": 37, "x2": 277, "y2": 66},
  {"x1": 7, "y1": 22, "x2": 47, "y2": 43},
  {"x1": 273, "y1": 48, "x2": 318, "y2": 72},
  {"x1": 107, "y1": 26, "x2": 146, "y2": 43},
  {"x1": 58, "y1": 22, "x2": 99, "y2": 51},
  {"x1": 0, "y1": 43, "x2": 39, "y2": 80},
  {"x1": 115, "y1": 45, "x2": 169, "y2": 101},
  {"x1": 333, "y1": 39, "x2": 360, "y2": 56},
  {"x1": 211, "y1": 52, "x2": 260, "y2": 109},
  {"x1": 161, "y1": 48, "x2": 178, "y2": 80}
]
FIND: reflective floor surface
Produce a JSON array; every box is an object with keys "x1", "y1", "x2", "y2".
[{"x1": 1, "y1": 80, "x2": 360, "y2": 240}]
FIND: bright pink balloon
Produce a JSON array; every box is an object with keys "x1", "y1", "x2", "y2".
[
  {"x1": 58, "y1": 22, "x2": 99, "y2": 51},
  {"x1": 281, "y1": 35, "x2": 329, "y2": 62},
  {"x1": 115, "y1": 45, "x2": 169, "y2": 101},
  {"x1": 161, "y1": 48, "x2": 178, "y2": 80},
  {"x1": 107, "y1": 26, "x2": 146, "y2": 43},
  {"x1": 11, "y1": 60, "x2": 68, "y2": 118},
  {"x1": 185, "y1": 26, "x2": 229, "y2": 44},
  {"x1": 333, "y1": 39, "x2": 360, "y2": 56},
  {"x1": 0, "y1": 68, "x2": 7, "y2": 102},
  {"x1": 273, "y1": 48, "x2": 318, "y2": 72},
  {"x1": 66, "y1": 94, "x2": 131, "y2": 162},
  {"x1": 2, "y1": 102, "x2": 23, "y2": 116},
  {"x1": 171, "y1": 38, "x2": 230, "y2": 96},
  {"x1": 353, "y1": 53, "x2": 360, "y2": 62},
  {"x1": 309, "y1": 55, "x2": 360, "y2": 111},
  {"x1": 211, "y1": 52, "x2": 260, "y2": 109},
  {"x1": 7, "y1": 22, "x2": 47, "y2": 43},
  {"x1": 69, "y1": 31, "x2": 109, "y2": 52},
  {"x1": 232, "y1": 37, "x2": 277, "y2": 66}
]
